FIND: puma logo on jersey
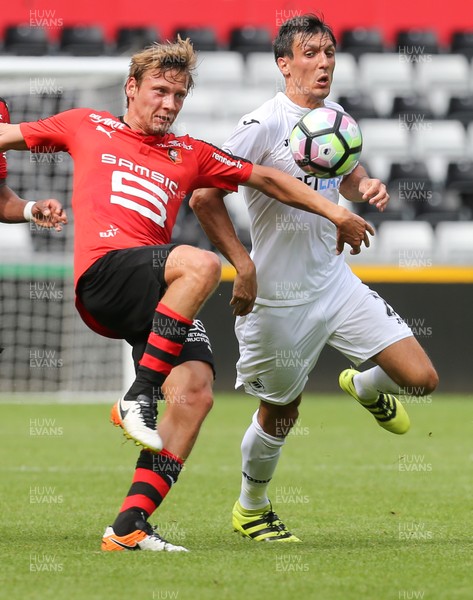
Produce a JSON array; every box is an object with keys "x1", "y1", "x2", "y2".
[
  {"x1": 96, "y1": 125, "x2": 115, "y2": 138},
  {"x1": 243, "y1": 119, "x2": 260, "y2": 126}
]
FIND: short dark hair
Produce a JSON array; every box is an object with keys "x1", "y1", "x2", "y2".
[{"x1": 273, "y1": 13, "x2": 337, "y2": 61}]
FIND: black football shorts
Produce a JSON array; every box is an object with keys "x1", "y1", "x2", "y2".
[{"x1": 76, "y1": 245, "x2": 215, "y2": 373}]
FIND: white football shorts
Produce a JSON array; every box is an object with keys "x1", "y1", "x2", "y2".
[{"x1": 235, "y1": 282, "x2": 413, "y2": 404}]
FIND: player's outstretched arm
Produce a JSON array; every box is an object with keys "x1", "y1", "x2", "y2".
[
  {"x1": 340, "y1": 164, "x2": 389, "y2": 212},
  {"x1": 0, "y1": 123, "x2": 29, "y2": 151},
  {"x1": 246, "y1": 164, "x2": 375, "y2": 255},
  {"x1": 190, "y1": 188, "x2": 256, "y2": 316},
  {"x1": 0, "y1": 183, "x2": 67, "y2": 230}
]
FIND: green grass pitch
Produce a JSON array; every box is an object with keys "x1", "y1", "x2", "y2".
[{"x1": 1, "y1": 394, "x2": 472, "y2": 600}]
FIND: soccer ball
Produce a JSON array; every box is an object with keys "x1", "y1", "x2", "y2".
[{"x1": 289, "y1": 107, "x2": 362, "y2": 178}]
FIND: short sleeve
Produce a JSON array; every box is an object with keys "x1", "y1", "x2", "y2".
[
  {"x1": 20, "y1": 108, "x2": 89, "y2": 154},
  {"x1": 191, "y1": 140, "x2": 253, "y2": 192},
  {"x1": 223, "y1": 116, "x2": 271, "y2": 165}
]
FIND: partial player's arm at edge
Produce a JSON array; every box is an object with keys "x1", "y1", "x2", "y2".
[
  {"x1": 340, "y1": 164, "x2": 389, "y2": 212},
  {"x1": 245, "y1": 164, "x2": 374, "y2": 254},
  {"x1": 0, "y1": 123, "x2": 29, "y2": 151},
  {"x1": 0, "y1": 181, "x2": 68, "y2": 229},
  {"x1": 190, "y1": 188, "x2": 256, "y2": 316}
]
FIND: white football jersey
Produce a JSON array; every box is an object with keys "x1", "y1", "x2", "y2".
[{"x1": 223, "y1": 92, "x2": 361, "y2": 307}]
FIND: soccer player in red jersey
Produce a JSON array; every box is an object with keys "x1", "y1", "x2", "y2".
[
  {"x1": 0, "y1": 38, "x2": 373, "y2": 551},
  {"x1": 0, "y1": 97, "x2": 66, "y2": 228}
]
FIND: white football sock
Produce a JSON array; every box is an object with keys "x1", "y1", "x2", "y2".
[
  {"x1": 239, "y1": 410, "x2": 286, "y2": 511},
  {"x1": 353, "y1": 366, "x2": 400, "y2": 401}
]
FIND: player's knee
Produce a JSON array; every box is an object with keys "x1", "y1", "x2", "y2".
[
  {"x1": 185, "y1": 247, "x2": 221, "y2": 291},
  {"x1": 400, "y1": 365, "x2": 439, "y2": 396},
  {"x1": 183, "y1": 381, "x2": 214, "y2": 420},
  {"x1": 198, "y1": 250, "x2": 222, "y2": 287},
  {"x1": 422, "y1": 366, "x2": 439, "y2": 395},
  {"x1": 260, "y1": 397, "x2": 300, "y2": 437}
]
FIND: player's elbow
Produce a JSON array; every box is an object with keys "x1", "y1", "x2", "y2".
[{"x1": 189, "y1": 188, "x2": 225, "y2": 212}]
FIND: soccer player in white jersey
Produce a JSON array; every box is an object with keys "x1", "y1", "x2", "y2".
[{"x1": 191, "y1": 14, "x2": 439, "y2": 541}]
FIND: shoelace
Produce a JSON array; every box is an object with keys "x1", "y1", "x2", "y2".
[
  {"x1": 139, "y1": 520, "x2": 171, "y2": 544},
  {"x1": 136, "y1": 396, "x2": 158, "y2": 429},
  {"x1": 377, "y1": 394, "x2": 396, "y2": 418},
  {"x1": 262, "y1": 510, "x2": 287, "y2": 533}
]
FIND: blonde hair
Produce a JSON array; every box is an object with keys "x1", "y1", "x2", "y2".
[{"x1": 125, "y1": 36, "x2": 196, "y2": 103}]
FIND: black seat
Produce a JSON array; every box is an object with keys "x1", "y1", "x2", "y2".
[
  {"x1": 450, "y1": 30, "x2": 473, "y2": 59},
  {"x1": 390, "y1": 95, "x2": 435, "y2": 124},
  {"x1": 229, "y1": 26, "x2": 272, "y2": 56},
  {"x1": 116, "y1": 27, "x2": 159, "y2": 53},
  {"x1": 338, "y1": 92, "x2": 378, "y2": 120},
  {"x1": 4, "y1": 25, "x2": 49, "y2": 56},
  {"x1": 173, "y1": 27, "x2": 218, "y2": 51},
  {"x1": 445, "y1": 96, "x2": 473, "y2": 127},
  {"x1": 445, "y1": 161, "x2": 473, "y2": 214},
  {"x1": 396, "y1": 29, "x2": 440, "y2": 57},
  {"x1": 340, "y1": 28, "x2": 385, "y2": 58},
  {"x1": 59, "y1": 26, "x2": 106, "y2": 56},
  {"x1": 387, "y1": 161, "x2": 435, "y2": 216}
]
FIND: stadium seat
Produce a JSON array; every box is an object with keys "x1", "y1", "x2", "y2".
[
  {"x1": 173, "y1": 27, "x2": 218, "y2": 51},
  {"x1": 411, "y1": 120, "x2": 466, "y2": 165},
  {"x1": 327, "y1": 52, "x2": 359, "y2": 96},
  {"x1": 415, "y1": 55, "x2": 470, "y2": 100},
  {"x1": 229, "y1": 26, "x2": 272, "y2": 56},
  {"x1": 183, "y1": 118, "x2": 238, "y2": 147},
  {"x1": 390, "y1": 95, "x2": 435, "y2": 123},
  {"x1": 193, "y1": 51, "x2": 245, "y2": 85},
  {"x1": 246, "y1": 52, "x2": 283, "y2": 89},
  {"x1": 358, "y1": 118, "x2": 411, "y2": 161},
  {"x1": 386, "y1": 161, "x2": 435, "y2": 217},
  {"x1": 396, "y1": 29, "x2": 440, "y2": 57},
  {"x1": 450, "y1": 30, "x2": 473, "y2": 60},
  {"x1": 178, "y1": 88, "x2": 223, "y2": 119},
  {"x1": 444, "y1": 160, "x2": 473, "y2": 216},
  {"x1": 59, "y1": 26, "x2": 107, "y2": 56},
  {"x1": 0, "y1": 223, "x2": 34, "y2": 255},
  {"x1": 376, "y1": 221, "x2": 434, "y2": 265},
  {"x1": 445, "y1": 96, "x2": 473, "y2": 127},
  {"x1": 435, "y1": 221, "x2": 473, "y2": 264},
  {"x1": 115, "y1": 27, "x2": 159, "y2": 53},
  {"x1": 340, "y1": 28, "x2": 385, "y2": 58},
  {"x1": 4, "y1": 25, "x2": 49, "y2": 56},
  {"x1": 337, "y1": 92, "x2": 378, "y2": 120},
  {"x1": 358, "y1": 53, "x2": 414, "y2": 114},
  {"x1": 217, "y1": 88, "x2": 274, "y2": 119}
]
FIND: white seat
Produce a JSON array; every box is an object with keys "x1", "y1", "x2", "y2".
[
  {"x1": 376, "y1": 221, "x2": 434, "y2": 265},
  {"x1": 196, "y1": 52, "x2": 245, "y2": 85},
  {"x1": 411, "y1": 120, "x2": 466, "y2": 170},
  {"x1": 0, "y1": 222, "x2": 34, "y2": 255},
  {"x1": 181, "y1": 118, "x2": 238, "y2": 147},
  {"x1": 358, "y1": 118, "x2": 411, "y2": 161},
  {"x1": 415, "y1": 55, "x2": 470, "y2": 115},
  {"x1": 246, "y1": 52, "x2": 283, "y2": 89},
  {"x1": 358, "y1": 53, "x2": 414, "y2": 92},
  {"x1": 179, "y1": 88, "x2": 223, "y2": 118},
  {"x1": 328, "y1": 53, "x2": 359, "y2": 95},
  {"x1": 415, "y1": 55, "x2": 470, "y2": 95},
  {"x1": 219, "y1": 88, "x2": 274, "y2": 119},
  {"x1": 435, "y1": 221, "x2": 473, "y2": 264}
]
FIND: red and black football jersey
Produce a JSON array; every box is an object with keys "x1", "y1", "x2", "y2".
[{"x1": 20, "y1": 108, "x2": 253, "y2": 284}]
